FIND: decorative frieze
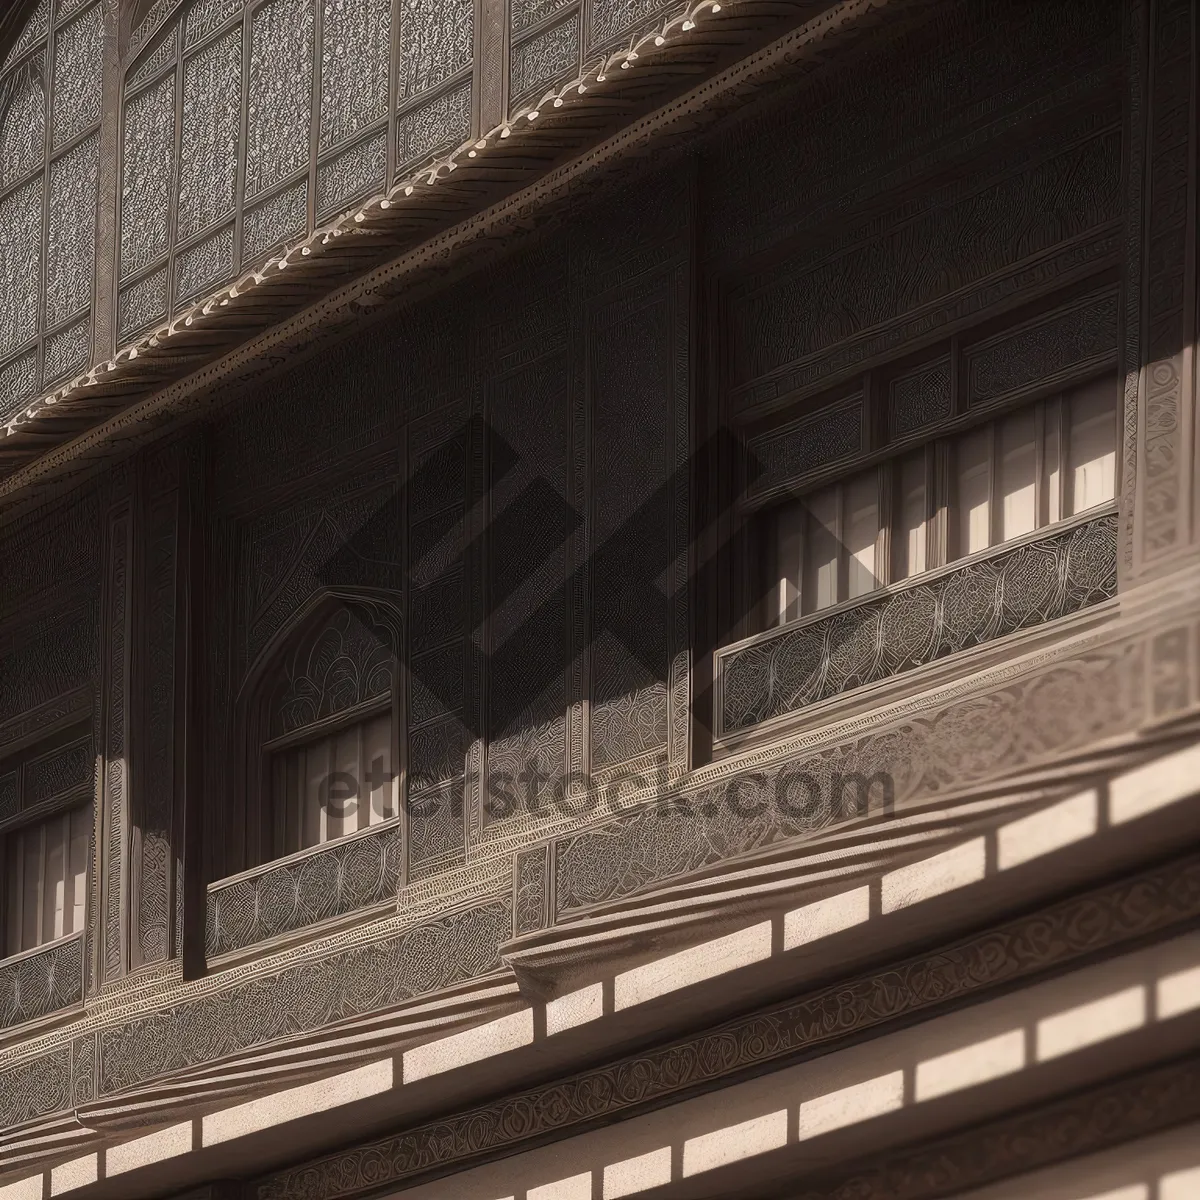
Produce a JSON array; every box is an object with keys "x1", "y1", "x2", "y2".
[
  {"x1": 98, "y1": 899, "x2": 509, "y2": 1096},
  {"x1": 558, "y1": 609, "x2": 1144, "y2": 916},
  {"x1": 746, "y1": 394, "x2": 864, "y2": 498},
  {"x1": 965, "y1": 287, "x2": 1120, "y2": 410},
  {"x1": 255, "y1": 852, "x2": 1200, "y2": 1200}
]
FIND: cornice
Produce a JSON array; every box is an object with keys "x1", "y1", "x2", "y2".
[
  {"x1": 254, "y1": 850, "x2": 1200, "y2": 1200},
  {"x1": 783, "y1": 1053, "x2": 1200, "y2": 1200},
  {"x1": 0, "y1": 0, "x2": 927, "y2": 520}
]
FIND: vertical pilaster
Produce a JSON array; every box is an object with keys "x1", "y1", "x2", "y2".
[
  {"x1": 97, "y1": 478, "x2": 133, "y2": 988},
  {"x1": 130, "y1": 445, "x2": 182, "y2": 970},
  {"x1": 1129, "y1": 0, "x2": 1199, "y2": 577}
]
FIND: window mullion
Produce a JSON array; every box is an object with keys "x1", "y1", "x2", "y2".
[
  {"x1": 1034, "y1": 400, "x2": 1047, "y2": 530},
  {"x1": 987, "y1": 420, "x2": 1000, "y2": 549},
  {"x1": 835, "y1": 484, "x2": 848, "y2": 605},
  {"x1": 930, "y1": 441, "x2": 949, "y2": 567},
  {"x1": 60, "y1": 811, "x2": 70, "y2": 939},
  {"x1": 10, "y1": 834, "x2": 23, "y2": 956},
  {"x1": 35, "y1": 821, "x2": 46, "y2": 949},
  {"x1": 876, "y1": 463, "x2": 893, "y2": 589},
  {"x1": 357, "y1": 721, "x2": 367, "y2": 831}
]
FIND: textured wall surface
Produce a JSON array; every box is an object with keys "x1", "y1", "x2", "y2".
[{"x1": 1, "y1": 0, "x2": 1190, "y2": 1160}]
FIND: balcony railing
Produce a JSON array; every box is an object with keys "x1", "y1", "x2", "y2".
[
  {"x1": 716, "y1": 509, "x2": 1118, "y2": 738},
  {"x1": 206, "y1": 819, "x2": 403, "y2": 959},
  {"x1": 0, "y1": 930, "x2": 84, "y2": 1033}
]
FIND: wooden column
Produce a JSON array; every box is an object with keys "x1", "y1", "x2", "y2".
[{"x1": 1126, "y1": 0, "x2": 1199, "y2": 578}]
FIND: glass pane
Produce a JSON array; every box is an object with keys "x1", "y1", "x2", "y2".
[
  {"x1": 775, "y1": 502, "x2": 804, "y2": 624},
  {"x1": 68, "y1": 806, "x2": 89, "y2": 936},
  {"x1": 1068, "y1": 378, "x2": 1117, "y2": 515},
  {"x1": 998, "y1": 407, "x2": 1037, "y2": 542},
  {"x1": 363, "y1": 712, "x2": 392, "y2": 825},
  {"x1": 956, "y1": 427, "x2": 991, "y2": 558},
  {"x1": 5, "y1": 836, "x2": 20, "y2": 957},
  {"x1": 21, "y1": 828, "x2": 40, "y2": 951},
  {"x1": 1045, "y1": 396, "x2": 1062, "y2": 525},
  {"x1": 897, "y1": 453, "x2": 927, "y2": 581},
  {"x1": 846, "y1": 473, "x2": 880, "y2": 599},
  {"x1": 302, "y1": 741, "x2": 326, "y2": 849},
  {"x1": 803, "y1": 486, "x2": 840, "y2": 613},
  {"x1": 325, "y1": 727, "x2": 356, "y2": 838},
  {"x1": 42, "y1": 817, "x2": 66, "y2": 943}
]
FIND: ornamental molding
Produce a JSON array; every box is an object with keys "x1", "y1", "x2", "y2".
[
  {"x1": 0, "y1": 0, "x2": 923, "y2": 517},
  {"x1": 255, "y1": 851, "x2": 1200, "y2": 1199},
  {"x1": 782, "y1": 1053, "x2": 1200, "y2": 1200}
]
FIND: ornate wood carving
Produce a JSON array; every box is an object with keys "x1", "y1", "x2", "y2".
[
  {"x1": 98, "y1": 494, "x2": 133, "y2": 987},
  {"x1": 726, "y1": 112, "x2": 1122, "y2": 416},
  {"x1": 132, "y1": 445, "x2": 182, "y2": 969},
  {"x1": 512, "y1": 843, "x2": 549, "y2": 937},
  {"x1": 782, "y1": 1054, "x2": 1200, "y2": 1200},
  {"x1": 96, "y1": 898, "x2": 508, "y2": 1097},
  {"x1": 718, "y1": 511, "x2": 1118, "y2": 736},
  {"x1": 557, "y1": 620, "x2": 1145, "y2": 916},
  {"x1": 254, "y1": 851, "x2": 1200, "y2": 1200},
  {"x1": 0, "y1": 933, "x2": 84, "y2": 1033},
  {"x1": 1131, "y1": 0, "x2": 1197, "y2": 569},
  {"x1": 206, "y1": 821, "x2": 404, "y2": 958}
]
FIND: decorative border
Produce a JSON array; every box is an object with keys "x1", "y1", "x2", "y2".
[
  {"x1": 0, "y1": 0, "x2": 920, "y2": 515},
  {"x1": 255, "y1": 850, "x2": 1200, "y2": 1199},
  {"x1": 783, "y1": 1053, "x2": 1200, "y2": 1200},
  {"x1": 205, "y1": 820, "x2": 404, "y2": 958}
]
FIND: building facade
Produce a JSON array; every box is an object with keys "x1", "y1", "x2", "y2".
[{"x1": 1, "y1": 0, "x2": 1199, "y2": 1198}]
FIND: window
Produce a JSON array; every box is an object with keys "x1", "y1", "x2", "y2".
[
  {"x1": 269, "y1": 707, "x2": 396, "y2": 855},
  {"x1": 768, "y1": 376, "x2": 1118, "y2": 626},
  {"x1": 253, "y1": 603, "x2": 398, "y2": 866},
  {"x1": 4, "y1": 806, "x2": 89, "y2": 957},
  {"x1": 0, "y1": 723, "x2": 93, "y2": 959}
]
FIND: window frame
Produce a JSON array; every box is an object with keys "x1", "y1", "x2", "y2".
[
  {"x1": 0, "y1": 720, "x2": 93, "y2": 963},
  {"x1": 233, "y1": 598, "x2": 403, "y2": 878},
  {"x1": 261, "y1": 691, "x2": 399, "y2": 860},
  {"x1": 727, "y1": 277, "x2": 1123, "y2": 645}
]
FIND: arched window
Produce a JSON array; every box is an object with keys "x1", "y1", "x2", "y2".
[
  {"x1": 253, "y1": 602, "x2": 398, "y2": 863},
  {"x1": 0, "y1": 0, "x2": 103, "y2": 423}
]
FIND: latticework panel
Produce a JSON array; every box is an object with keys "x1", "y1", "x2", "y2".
[{"x1": 720, "y1": 511, "x2": 1119, "y2": 734}]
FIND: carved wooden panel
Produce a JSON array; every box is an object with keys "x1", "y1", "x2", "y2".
[
  {"x1": 255, "y1": 851, "x2": 1200, "y2": 1200},
  {"x1": 0, "y1": 607, "x2": 97, "y2": 730},
  {"x1": 267, "y1": 605, "x2": 392, "y2": 740},
  {"x1": 584, "y1": 179, "x2": 691, "y2": 780},
  {"x1": 703, "y1": 0, "x2": 1121, "y2": 272},
  {"x1": 0, "y1": 932, "x2": 84, "y2": 1032},
  {"x1": 556, "y1": 621, "x2": 1145, "y2": 916},
  {"x1": 98, "y1": 898, "x2": 508, "y2": 1094},
  {"x1": 512, "y1": 843, "x2": 549, "y2": 937},
  {"x1": 965, "y1": 287, "x2": 1120, "y2": 410},
  {"x1": 99, "y1": 500, "x2": 134, "y2": 985},
  {"x1": 1132, "y1": 0, "x2": 1197, "y2": 567},
  {"x1": 406, "y1": 417, "x2": 468, "y2": 875},
  {"x1": 725, "y1": 102, "x2": 1123, "y2": 417},
  {"x1": 888, "y1": 357, "x2": 951, "y2": 441},
  {"x1": 206, "y1": 821, "x2": 403, "y2": 957},
  {"x1": 718, "y1": 512, "x2": 1118, "y2": 735},
  {"x1": 135, "y1": 451, "x2": 182, "y2": 968},
  {"x1": 746, "y1": 394, "x2": 864, "y2": 498},
  {"x1": 120, "y1": 0, "x2": 477, "y2": 331},
  {"x1": 481, "y1": 350, "x2": 571, "y2": 829},
  {"x1": 0, "y1": 1044, "x2": 70, "y2": 1130}
]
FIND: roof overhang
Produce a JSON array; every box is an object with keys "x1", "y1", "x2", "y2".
[{"x1": 0, "y1": 0, "x2": 929, "y2": 522}]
